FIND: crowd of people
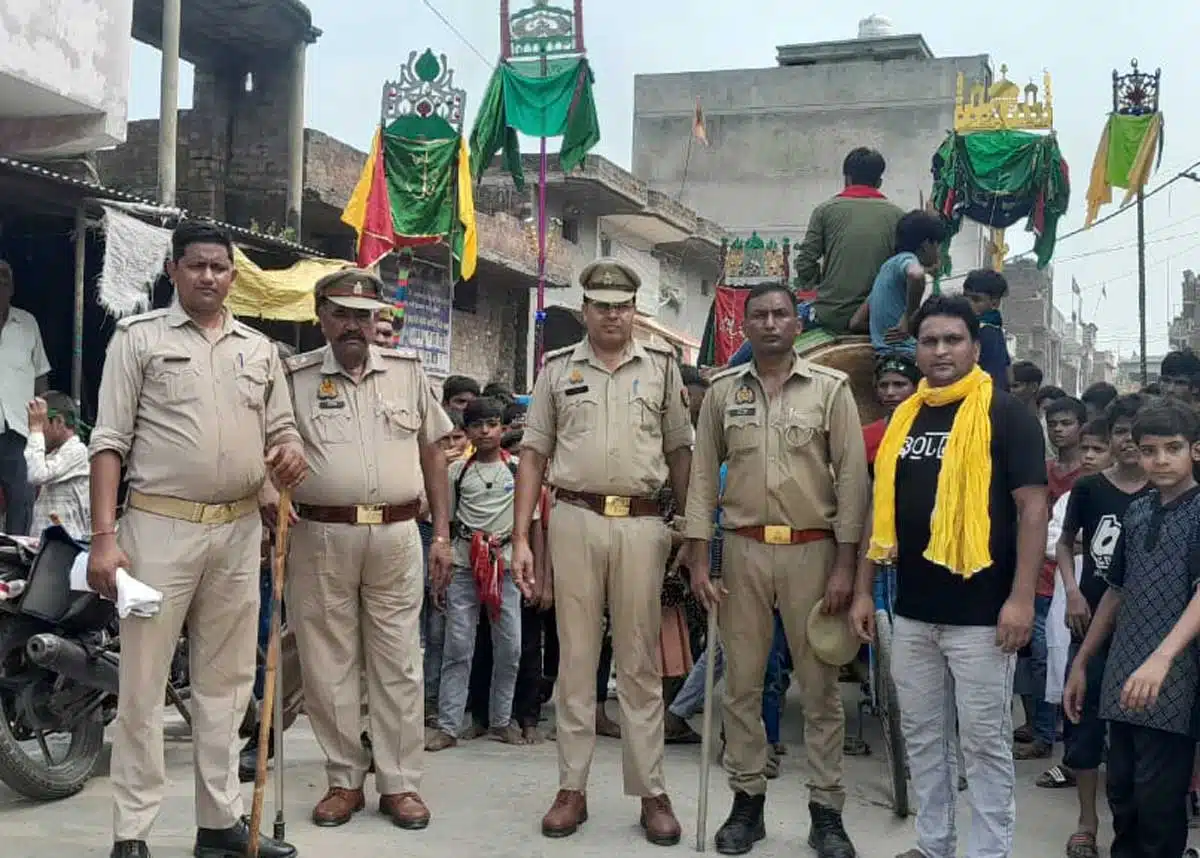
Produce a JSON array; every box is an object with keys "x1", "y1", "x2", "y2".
[{"x1": 2, "y1": 145, "x2": 1198, "y2": 858}]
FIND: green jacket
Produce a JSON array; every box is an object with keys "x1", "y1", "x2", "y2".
[{"x1": 797, "y1": 195, "x2": 904, "y2": 335}]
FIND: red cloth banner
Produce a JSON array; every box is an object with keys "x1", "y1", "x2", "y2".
[{"x1": 714, "y1": 286, "x2": 748, "y2": 364}]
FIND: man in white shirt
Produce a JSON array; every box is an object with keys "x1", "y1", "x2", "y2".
[
  {"x1": 0, "y1": 261, "x2": 51, "y2": 535},
  {"x1": 25, "y1": 392, "x2": 89, "y2": 540}
]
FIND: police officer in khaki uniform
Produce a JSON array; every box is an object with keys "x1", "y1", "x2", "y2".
[
  {"x1": 684, "y1": 283, "x2": 869, "y2": 858},
  {"x1": 511, "y1": 258, "x2": 695, "y2": 846},
  {"x1": 280, "y1": 269, "x2": 454, "y2": 832},
  {"x1": 88, "y1": 221, "x2": 308, "y2": 858}
]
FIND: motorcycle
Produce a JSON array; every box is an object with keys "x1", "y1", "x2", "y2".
[
  {"x1": 0, "y1": 526, "x2": 118, "y2": 800},
  {"x1": 0, "y1": 526, "x2": 305, "y2": 802}
]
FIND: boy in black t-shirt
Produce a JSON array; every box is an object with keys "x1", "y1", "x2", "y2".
[
  {"x1": 1065, "y1": 400, "x2": 1200, "y2": 858},
  {"x1": 1051, "y1": 397, "x2": 1148, "y2": 858}
]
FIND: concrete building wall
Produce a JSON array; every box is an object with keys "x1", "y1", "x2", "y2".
[
  {"x1": 449, "y1": 286, "x2": 528, "y2": 389},
  {"x1": 0, "y1": 0, "x2": 132, "y2": 156},
  {"x1": 96, "y1": 56, "x2": 303, "y2": 235},
  {"x1": 632, "y1": 51, "x2": 989, "y2": 278}
]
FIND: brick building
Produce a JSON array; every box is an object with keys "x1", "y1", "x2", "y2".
[{"x1": 98, "y1": 86, "x2": 723, "y2": 390}]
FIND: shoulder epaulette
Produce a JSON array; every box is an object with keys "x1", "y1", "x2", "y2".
[
  {"x1": 807, "y1": 361, "x2": 850, "y2": 382},
  {"x1": 378, "y1": 346, "x2": 420, "y2": 360},
  {"x1": 542, "y1": 344, "x2": 576, "y2": 363},
  {"x1": 231, "y1": 318, "x2": 270, "y2": 341},
  {"x1": 283, "y1": 350, "x2": 323, "y2": 374},
  {"x1": 114, "y1": 308, "x2": 170, "y2": 330},
  {"x1": 707, "y1": 363, "x2": 749, "y2": 386},
  {"x1": 643, "y1": 341, "x2": 676, "y2": 356}
]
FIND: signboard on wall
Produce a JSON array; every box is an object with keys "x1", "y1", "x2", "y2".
[{"x1": 398, "y1": 275, "x2": 453, "y2": 379}]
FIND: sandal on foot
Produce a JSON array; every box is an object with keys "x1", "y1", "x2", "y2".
[
  {"x1": 1065, "y1": 831, "x2": 1098, "y2": 858},
  {"x1": 1036, "y1": 764, "x2": 1076, "y2": 789}
]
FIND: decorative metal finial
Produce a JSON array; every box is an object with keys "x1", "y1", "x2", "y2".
[{"x1": 1112, "y1": 58, "x2": 1161, "y2": 116}]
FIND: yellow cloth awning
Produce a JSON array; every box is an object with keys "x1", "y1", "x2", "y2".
[{"x1": 226, "y1": 247, "x2": 351, "y2": 322}]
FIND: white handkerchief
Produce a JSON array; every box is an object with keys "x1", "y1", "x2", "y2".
[{"x1": 69, "y1": 552, "x2": 163, "y2": 619}]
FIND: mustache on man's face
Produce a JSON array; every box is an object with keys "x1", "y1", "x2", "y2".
[{"x1": 337, "y1": 332, "x2": 366, "y2": 343}]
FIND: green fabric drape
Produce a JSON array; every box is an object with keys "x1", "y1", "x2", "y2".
[
  {"x1": 382, "y1": 133, "x2": 468, "y2": 266},
  {"x1": 383, "y1": 134, "x2": 457, "y2": 239},
  {"x1": 1106, "y1": 113, "x2": 1157, "y2": 188},
  {"x1": 469, "y1": 58, "x2": 601, "y2": 191},
  {"x1": 930, "y1": 130, "x2": 1071, "y2": 271}
]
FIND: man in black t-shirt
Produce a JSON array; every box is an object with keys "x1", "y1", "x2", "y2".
[{"x1": 853, "y1": 295, "x2": 1047, "y2": 858}]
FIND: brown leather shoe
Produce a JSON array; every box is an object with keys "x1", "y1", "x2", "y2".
[
  {"x1": 312, "y1": 787, "x2": 365, "y2": 827},
  {"x1": 379, "y1": 792, "x2": 430, "y2": 830},
  {"x1": 541, "y1": 789, "x2": 588, "y2": 838},
  {"x1": 640, "y1": 794, "x2": 682, "y2": 846}
]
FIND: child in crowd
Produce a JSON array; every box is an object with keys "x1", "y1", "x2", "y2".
[
  {"x1": 1081, "y1": 382, "x2": 1119, "y2": 421},
  {"x1": 1064, "y1": 400, "x2": 1200, "y2": 858},
  {"x1": 961, "y1": 268, "x2": 1012, "y2": 391},
  {"x1": 427, "y1": 397, "x2": 540, "y2": 750},
  {"x1": 865, "y1": 210, "x2": 944, "y2": 357},
  {"x1": 1017, "y1": 395, "x2": 1087, "y2": 759},
  {"x1": 1042, "y1": 398, "x2": 1148, "y2": 858},
  {"x1": 439, "y1": 410, "x2": 470, "y2": 462},
  {"x1": 1010, "y1": 360, "x2": 1045, "y2": 411}
]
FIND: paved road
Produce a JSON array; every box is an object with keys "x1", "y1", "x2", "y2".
[{"x1": 0, "y1": 693, "x2": 1116, "y2": 858}]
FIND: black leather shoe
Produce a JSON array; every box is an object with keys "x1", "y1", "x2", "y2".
[
  {"x1": 806, "y1": 802, "x2": 856, "y2": 858},
  {"x1": 194, "y1": 817, "x2": 296, "y2": 858},
  {"x1": 111, "y1": 842, "x2": 151, "y2": 858},
  {"x1": 714, "y1": 792, "x2": 766, "y2": 855},
  {"x1": 238, "y1": 731, "x2": 274, "y2": 783}
]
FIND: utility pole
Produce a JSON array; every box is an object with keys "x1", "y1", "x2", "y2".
[
  {"x1": 157, "y1": 0, "x2": 182, "y2": 206},
  {"x1": 1112, "y1": 59, "x2": 1162, "y2": 386}
]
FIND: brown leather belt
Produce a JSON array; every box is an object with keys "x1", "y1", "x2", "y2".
[
  {"x1": 295, "y1": 500, "x2": 421, "y2": 526},
  {"x1": 732, "y1": 526, "x2": 833, "y2": 546},
  {"x1": 555, "y1": 489, "x2": 661, "y2": 518}
]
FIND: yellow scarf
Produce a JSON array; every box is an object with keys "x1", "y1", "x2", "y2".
[{"x1": 868, "y1": 365, "x2": 994, "y2": 578}]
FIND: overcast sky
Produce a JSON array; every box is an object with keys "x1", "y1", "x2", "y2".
[{"x1": 125, "y1": 1, "x2": 1200, "y2": 356}]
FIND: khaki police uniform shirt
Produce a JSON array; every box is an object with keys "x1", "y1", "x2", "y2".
[
  {"x1": 285, "y1": 345, "x2": 454, "y2": 507},
  {"x1": 522, "y1": 338, "x2": 694, "y2": 497},
  {"x1": 89, "y1": 305, "x2": 300, "y2": 504},
  {"x1": 683, "y1": 355, "x2": 869, "y2": 545}
]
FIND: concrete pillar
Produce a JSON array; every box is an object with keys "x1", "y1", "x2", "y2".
[
  {"x1": 285, "y1": 41, "x2": 307, "y2": 237},
  {"x1": 157, "y1": 0, "x2": 182, "y2": 206}
]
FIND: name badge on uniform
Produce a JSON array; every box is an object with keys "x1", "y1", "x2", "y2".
[
  {"x1": 319, "y1": 399, "x2": 346, "y2": 410},
  {"x1": 162, "y1": 355, "x2": 190, "y2": 363},
  {"x1": 727, "y1": 406, "x2": 757, "y2": 417}
]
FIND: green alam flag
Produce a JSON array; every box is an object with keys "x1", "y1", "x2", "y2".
[
  {"x1": 1106, "y1": 113, "x2": 1158, "y2": 188},
  {"x1": 469, "y1": 57, "x2": 601, "y2": 191},
  {"x1": 383, "y1": 135, "x2": 459, "y2": 240}
]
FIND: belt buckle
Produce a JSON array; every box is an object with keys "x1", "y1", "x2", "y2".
[
  {"x1": 763, "y1": 525, "x2": 792, "y2": 545},
  {"x1": 356, "y1": 504, "x2": 385, "y2": 525},
  {"x1": 602, "y1": 495, "x2": 631, "y2": 517},
  {"x1": 198, "y1": 503, "x2": 229, "y2": 525}
]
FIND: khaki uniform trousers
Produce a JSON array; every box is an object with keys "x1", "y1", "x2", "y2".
[
  {"x1": 720, "y1": 534, "x2": 846, "y2": 809},
  {"x1": 111, "y1": 509, "x2": 260, "y2": 841},
  {"x1": 287, "y1": 519, "x2": 424, "y2": 795},
  {"x1": 548, "y1": 501, "x2": 672, "y2": 796}
]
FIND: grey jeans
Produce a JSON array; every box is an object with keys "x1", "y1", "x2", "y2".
[
  {"x1": 670, "y1": 642, "x2": 725, "y2": 719},
  {"x1": 891, "y1": 616, "x2": 1017, "y2": 858},
  {"x1": 436, "y1": 565, "x2": 522, "y2": 735}
]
